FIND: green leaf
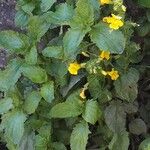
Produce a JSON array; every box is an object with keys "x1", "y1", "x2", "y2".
[
  {"x1": 42, "y1": 46, "x2": 63, "y2": 59},
  {"x1": 50, "y1": 3, "x2": 74, "y2": 25},
  {"x1": 15, "y1": 10, "x2": 29, "y2": 28},
  {"x1": 40, "y1": 81, "x2": 54, "y2": 103},
  {"x1": 129, "y1": 119, "x2": 147, "y2": 135},
  {"x1": 24, "y1": 91, "x2": 42, "y2": 114},
  {"x1": 71, "y1": 0, "x2": 94, "y2": 27},
  {"x1": 63, "y1": 28, "x2": 87, "y2": 59},
  {"x1": 104, "y1": 101, "x2": 126, "y2": 133},
  {"x1": 90, "y1": 23, "x2": 126, "y2": 54},
  {"x1": 139, "y1": 138, "x2": 150, "y2": 150},
  {"x1": 25, "y1": 45, "x2": 37, "y2": 65},
  {"x1": 28, "y1": 16, "x2": 50, "y2": 42},
  {"x1": 82, "y1": 100, "x2": 101, "y2": 125},
  {"x1": 108, "y1": 131, "x2": 129, "y2": 150},
  {"x1": 114, "y1": 68, "x2": 139, "y2": 102},
  {"x1": 35, "y1": 135, "x2": 48, "y2": 150},
  {"x1": 0, "y1": 97, "x2": 13, "y2": 114},
  {"x1": 0, "y1": 59, "x2": 22, "y2": 91},
  {"x1": 21, "y1": 2, "x2": 35, "y2": 14},
  {"x1": 22, "y1": 65, "x2": 47, "y2": 83},
  {"x1": 0, "y1": 31, "x2": 28, "y2": 54},
  {"x1": 70, "y1": 121, "x2": 90, "y2": 150},
  {"x1": 50, "y1": 92, "x2": 84, "y2": 118},
  {"x1": 52, "y1": 142, "x2": 67, "y2": 150},
  {"x1": 40, "y1": 0, "x2": 56, "y2": 12},
  {"x1": 2, "y1": 110, "x2": 27, "y2": 145},
  {"x1": 138, "y1": 0, "x2": 150, "y2": 8},
  {"x1": 19, "y1": 131, "x2": 35, "y2": 150}
]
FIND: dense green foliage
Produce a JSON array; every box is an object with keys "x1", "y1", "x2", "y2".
[{"x1": 0, "y1": 0, "x2": 150, "y2": 149}]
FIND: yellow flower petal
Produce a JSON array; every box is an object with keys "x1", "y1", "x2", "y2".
[
  {"x1": 80, "y1": 88, "x2": 86, "y2": 99},
  {"x1": 68, "y1": 62, "x2": 81, "y2": 75},
  {"x1": 107, "y1": 68, "x2": 119, "y2": 80},
  {"x1": 100, "y1": 51, "x2": 110, "y2": 60},
  {"x1": 101, "y1": 70, "x2": 108, "y2": 76},
  {"x1": 100, "y1": 0, "x2": 112, "y2": 5}
]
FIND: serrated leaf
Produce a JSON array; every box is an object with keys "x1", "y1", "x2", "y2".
[
  {"x1": 19, "y1": 131, "x2": 35, "y2": 150},
  {"x1": 40, "y1": 0, "x2": 56, "y2": 12},
  {"x1": 63, "y1": 28, "x2": 87, "y2": 59},
  {"x1": 35, "y1": 135, "x2": 48, "y2": 150},
  {"x1": 2, "y1": 110, "x2": 27, "y2": 145},
  {"x1": 0, "y1": 31, "x2": 28, "y2": 54},
  {"x1": 109, "y1": 131, "x2": 129, "y2": 150},
  {"x1": 0, "y1": 97, "x2": 13, "y2": 114},
  {"x1": 25, "y1": 45, "x2": 37, "y2": 65},
  {"x1": 50, "y1": 92, "x2": 84, "y2": 118},
  {"x1": 104, "y1": 101, "x2": 126, "y2": 133},
  {"x1": 15, "y1": 10, "x2": 29, "y2": 28},
  {"x1": 72, "y1": 0, "x2": 94, "y2": 27},
  {"x1": 40, "y1": 81, "x2": 54, "y2": 103},
  {"x1": 90, "y1": 23, "x2": 125, "y2": 54},
  {"x1": 70, "y1": 121, "x2": 90, "y2": 150},
  {"x1": 52, "y1": 142, "x2": 67, "y2": 150},
  {"x1": 42, "y1": 46, "x2": 63, "y2": 59},
  {"x1": 82, "y1": 100, "x2": 101, "y2": 125},
  {"x1": 28, "y1": 16, "x2": 50, "y2": 42},
  {"x1": 114, "y1": 68, "x2": 139, "y2": 102},
  {"x1": 129, "y1": 119, "x2": 147, "y2": 135},
  {"x1": 50, "y1": 3, "x2": 74, "y2": 25},
  {"x1": 24, "y1": 91, "x2": 42, "y2": 114},
  {"x1": 22, "y1": 65, "x2": 47, "y2": 83},
  {"x1": 0, "y1": 59, "x2": 22, "y2": 92},
  {"x1": 139, "y1": 138, "x2": 150, "y2": 150}
]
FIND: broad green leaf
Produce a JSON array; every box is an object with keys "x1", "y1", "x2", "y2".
[
  {"x1": 104, "y1": 101, "x2": 126, "y2": 133},
  {"x1": 25, "y1": 45, "x2": 37, "y2": 65},
  {"x1": 139, "y1": 138, "x2": 150, "y2": 150},
  {"x1": 0, "y1": 59, "x2": 22, "y2": 91},
  {"x1": 90, "y1": 23, "x2": 126, "y2": 54},
  {"x1": 138, "y1": 0, "x2": 150, "y2": 8},
  {"x1": 63, "y1": 28, "x2": 87, "y2": 59},
  {"x1": 0, "y1": 31, "x2": 28, "y2": 54},
  {"x1": 50, "y1": 92, "x2": 84, "y2": 118},
  {"x1": 70, "y1": 121, "x2": 90, "y2": 150},
  {"x1": 19, "y1": 131, "x2": 35, "y2": 150},
  {"x1": 42, "y1": 46, "x2": 63, "y2": 59},
  {"x1": 40, "y1": 0, "x2": 56, "y2": 12},
  {"x1": 2, "y1": 110, "x2": 27, "y2": 144},
  {"x1": 114, "y1": 68, "x2": 139, "y2": 102},
  {"x1": 108, "y1": 131, "x2": 129, "y2": 150},
  {"x1": 52, "y1": 142, "x2": 67, "y2": 150},
  {"x1": 82, "y1": 100, "x2": 101, "y2": 125},
  {"x1": 28, "y1": 16, "x2": 50, "y2": 41},
  {"x1": 35, "y1": 135, "x2": 48, "y2": 150},
  {"x1": 49, "y1": 3, "x2": 74, "y2": 25},
  {"x1": 21, "y1": 2, "x2": 35, "y2": 14},
  {"x1": 15, "y1": 10, "x2": 29, "y2": 28},
  {"x1": 129, "y1": 119, "x2": 147, "y2": 135},
  {"x1": 24, "y1": 91, "x2": 42, "y2": 114},
  {"x1": 0, "y1": 98, "x2": 13, "y2": 114},
  {"x1": 40, "y1": 81, "x2": 54, "y2": 103},
  {"x1": 22, "y1": 65, "x2": 47, "y2": 83},
  {"x1": 71, "y1": 0, "x2": 94, "y2": 27}
]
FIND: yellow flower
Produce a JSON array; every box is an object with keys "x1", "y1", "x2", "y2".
[
  {"x1": 100, "y1": 0, "x2": 112, "y2": 5},
  {"x1": 100, "y1": 51, "x2": 110, "y2": 60},
  {"x1": 80, "y1": 88, "x2": 86, "y2": 99},
  {"x1": 103, "y1": 14, "x2": 124, "y2": 30},
  {"x1": 107, "y1": 68, "x2": 119, "y2": 80},
  {"x1": 68, "y1": 62, "x2": 81, "y2": 75}
]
